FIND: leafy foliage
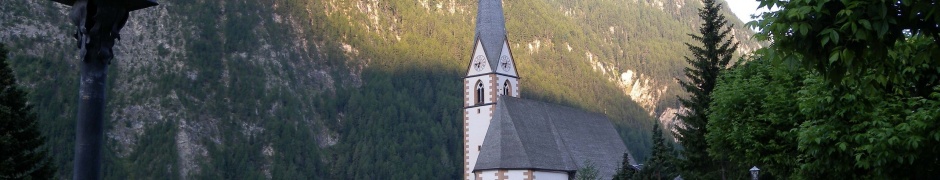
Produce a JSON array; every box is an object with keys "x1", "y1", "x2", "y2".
[
  {"x1": 709, "y1": 47, "x2": 940, "y2": 179},
  {"x1": 706, "y1": 57, "x2": 804, "y2": 179},
  {"x1": 702, "y1": 0, "x2": 940, "y2": 178},
  {"x1": 0, "y1": 43, "x2": 55, "y2": 179},
  {"x1": 675, "y1": 0, "x2": 738, "y2": 178},
  {"x1": 794, "y1": 74, "x2": 940, "y2": 178},
  {"x1": 751, "y1": 0, "x2": 940, "y2": 95}
]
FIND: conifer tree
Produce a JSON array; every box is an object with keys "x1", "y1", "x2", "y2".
[
  {"x1": 0, "y1": 43, "x2": 55, "y2": 179},
  {"x1": 675, "y1": 0, "x2": 738, "y2": 178},
  {"x1": 612, "y1": 152, "x2": 636, "y2": 180},
  {"x1": 575, "y1": 160, "x2": 600, "y2": 180},
  {"x1": 637, "y1": 121, "x2": 677, "y2": 180}
]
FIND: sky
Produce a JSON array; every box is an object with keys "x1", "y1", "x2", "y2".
[{"x1": 723, "y1": 0, "x2": 773, "y2": 23}]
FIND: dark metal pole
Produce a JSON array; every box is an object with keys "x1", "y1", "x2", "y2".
[
  {"x1": 47, "y1": 0, "x2": 155, "y2": 179},
  {"x1": 68, "y1": 1, "x2": 107, "y2": 179},
  {"x1": 63, "y1": 1, "x2": 154, "y2": 179},
  {"x1": 73, "y1": 3, "x2": 115, "y2": 179},
  {"x1": 74, "y1": 53, "x2": 108, "y2": 180}
]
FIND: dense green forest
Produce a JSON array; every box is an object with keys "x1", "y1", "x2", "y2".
[{"x1": 0, "y1": 0, "x2": 760, "y2": 178}]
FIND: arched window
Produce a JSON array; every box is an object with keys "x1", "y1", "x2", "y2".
[
  {"x1": 503, "y1": 80, "x2": 512, "y2": 97},
  {"x1": 476, "y1": 81, "x2": 484, "y2": 105}
]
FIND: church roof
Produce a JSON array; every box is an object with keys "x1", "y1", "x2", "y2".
[
  {"x1": 474, "y1": 0, "x2": 507, "y2": 71},
  {"x1": 474, "y1": 96, "x2": 637, "y2": 179}
]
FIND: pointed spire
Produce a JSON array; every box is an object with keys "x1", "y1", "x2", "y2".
[{"x1": 474, "y1": 0, "x2": 507, "y2": 71}]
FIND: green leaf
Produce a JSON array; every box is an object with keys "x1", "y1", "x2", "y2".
[
  {"x1": 829, "y1": 51, "x2": 840, "y2": 64},
  {"x1": 820, "y1": 30, "x2": 832, "y2": 46},
  {"x1": 855, "y1": 30, "x2": 868, "y2": 41},
  {"x1": 859, "y1": 19, "x2": 872, "y2": 30},
  {"x1": 878, "y1": 22, "x2": 889, "y2": 38},
  {"x1": 841, "y1": 49, "x2": 855, "y2": 65},
  {"x1": 800, "y1": 23, "x2": 810, "y2": 36},
  {"x1": 815, "y1": 2, "x2": 827, "y2": 12},
  {"x1": 830, "y1": 31, "x2": 840, "y2": 43}
]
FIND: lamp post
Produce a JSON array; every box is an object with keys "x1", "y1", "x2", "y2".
[
  {"x1": 750, "y1": 166, "x2": 760, "y2": 180},
  {"x1": 47, "y1": 0, "x2": 157, "y2": 179}
]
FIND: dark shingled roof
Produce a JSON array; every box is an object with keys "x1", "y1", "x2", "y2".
[
  {"x1": 474, "y1": 96, "x2": 637, "y2": 179},
  {"x1": 474, "y1": 0, "x2": 507, "y2": 71}
]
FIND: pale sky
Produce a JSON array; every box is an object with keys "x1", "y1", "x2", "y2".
[{"x1": 723, "y1": 0, "x2": 773, "y2": 23}]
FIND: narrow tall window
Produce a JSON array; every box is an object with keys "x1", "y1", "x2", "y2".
[
  {"x1": 503, "y1": 80, "x2": 512, "y2": 97},
  {"x1": 476, "y1": 81, "x2": 484, "y2": 105}
]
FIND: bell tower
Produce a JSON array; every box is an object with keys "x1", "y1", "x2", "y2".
[{"x1": 463, "y1": 0, "x2": 519, "y2": 179}]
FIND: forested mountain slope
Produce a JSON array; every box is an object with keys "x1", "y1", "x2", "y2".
[{"x1": 0, "y1": 0, "x2": 759, "y2": 178}]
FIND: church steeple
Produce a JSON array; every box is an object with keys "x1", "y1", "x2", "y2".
[
  {"x1": 474, "y1": 0, "x2": 507, "y2": 71},
  {"x1": 463, "y1": 1, "x2": 520, "y2": 179}
]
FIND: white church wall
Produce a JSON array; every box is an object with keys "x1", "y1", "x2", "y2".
[
  {"x1": 464, "y1": 66, "x2": 500, "y2": 180},
  {"x1": 504, "y1": 170, "x2": 526, "y2": 179},
  {"x1": 463, "y1": 106, "x2": 494, "y2": 180},
  {"x1": 533, "y1": 171, "x2": 569, "y2": 180},
  {"x1": 474, "y1": 169, "x2": 567, "y2": 180},
  {"x1": 477, "y1": 170, "x2": 499, "y2": 180}
]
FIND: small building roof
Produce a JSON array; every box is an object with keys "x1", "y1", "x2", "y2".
[
  {"x1": 474, "y1": 96, "x2": 637, "y2": 179},
  {"x1": 474, "y1": 0, "x2": 507, "y2": 71}
]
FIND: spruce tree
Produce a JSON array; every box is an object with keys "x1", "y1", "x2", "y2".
[
  {"x1": 0, "y1": 43, "x2": 55, "y2": 179},
  {"x1": 575, "y1": 160, "x2": 600, "y2": 180},
  {"x1": 675, "y1": 0, "x2": 738, "y2": 178},
  {"x1": 612, "y1": 152, "x2": 637, "y2": 180},
  {"x1": 637, "y1": 121, "x2": 677, "y2": 180}
]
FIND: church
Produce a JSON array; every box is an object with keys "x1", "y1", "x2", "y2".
[{"x1": 463, "y1": 0, "x2": 638, "y2": 179}]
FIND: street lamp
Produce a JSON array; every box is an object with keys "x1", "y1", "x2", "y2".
[
  {"x1": 750, "y1": 166, "x2": 760, "y2": 180},
  {"x1": 47, "y1": 0, "x2": 157, "y2": 179}
]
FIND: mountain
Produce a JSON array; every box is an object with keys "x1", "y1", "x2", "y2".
[{"x1": 0, "y1": 0, "x2": 761, "y2": 178}]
